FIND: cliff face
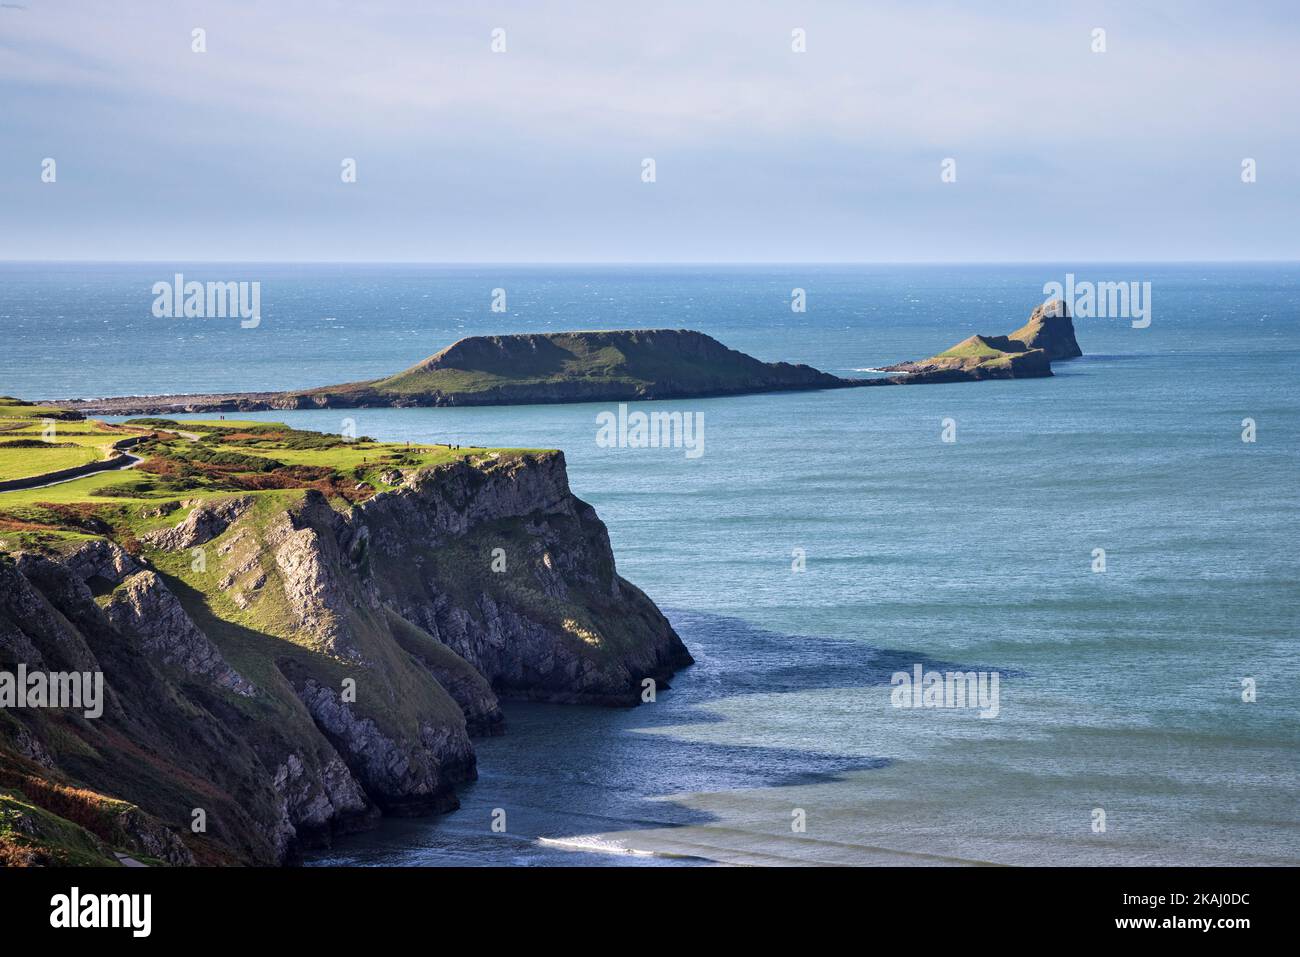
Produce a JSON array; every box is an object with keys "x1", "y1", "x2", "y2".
[
  {"x1": 0, "y1": 452, "x2": 690, "y2": 865},
  {"x1": 1007, "y1": 299, "x2": 1083, "y2": 360},
  {"x1": 359, "y1": 453, "x2": 692, "y2": 704}
]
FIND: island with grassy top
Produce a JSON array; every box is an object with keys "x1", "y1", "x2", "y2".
[
  {"x1": 880, "y1": 299, "x2": 1083, "y2": 382},
  {"x1": 0, "y1": 405, "x2": 691, "y2": 865},
  {"x1": 52, "y1": 328, "x2": 866, "y2": 416},
  {"x1": 45, "y1": 303, "x2": 1086, "y2": 421}
]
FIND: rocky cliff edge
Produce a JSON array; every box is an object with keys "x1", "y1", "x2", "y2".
[{"x1": 0, "y1": 451, "x2": 690, "y2": 864}]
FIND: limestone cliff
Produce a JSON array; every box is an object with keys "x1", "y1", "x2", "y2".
[
  {"x1": 1008, "y1": 299, "x2": 1083, "y2": 360},
  {"x1": 0, "y1": 451, "x2": 690, "y2": 865}
]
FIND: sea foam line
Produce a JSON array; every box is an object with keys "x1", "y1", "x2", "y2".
[{"x1": 537, "y1": 835, "x2": 658, "y2": 857}]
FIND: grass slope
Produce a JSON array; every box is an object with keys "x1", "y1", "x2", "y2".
[
  {"x1": 0, "y1": 399, "x2": 127, "y2": 481},
  {"x1": 303, "y1": 328, "x2": 842, "y2": 400}
]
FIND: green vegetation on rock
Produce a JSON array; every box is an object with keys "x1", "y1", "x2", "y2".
[
  {"x1": 50, "y1": 329, "x2": 865, "y2": 416},
  {"x1": 0, "y1": 415, "x2": 690, "y2": 866},
  {"x1": 882, "y1": 299, "x2": 1081, "y2": 382}
]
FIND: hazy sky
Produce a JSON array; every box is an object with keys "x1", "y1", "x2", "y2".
[{"x1": 1, "y1": 0, "x2": 1296, "y2": 262}]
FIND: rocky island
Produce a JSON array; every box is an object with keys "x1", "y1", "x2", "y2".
[
  {"x1": 53, "y1": 329, "x2": 866, "y2": 417},
  {"x1": 48, "y1": 302, "x2": 1085, "y2": 419},
  {"x1": 0, "y1": 404, "x2": 691, "y2": 865},
  {"x1": 880, "y1": 299, "x2": 1083, "y2": 382}
]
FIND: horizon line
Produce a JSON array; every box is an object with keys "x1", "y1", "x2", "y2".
[{"x1": 1, "y1": 258, "x2": 1298, "y2": 267}]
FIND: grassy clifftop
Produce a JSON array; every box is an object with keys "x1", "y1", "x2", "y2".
[{"x1": 0, "y1": 413, "x2": 512, "y2": 510}]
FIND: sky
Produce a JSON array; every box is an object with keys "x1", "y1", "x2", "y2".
[{"x1": 0, "y1": 0, "x2": 1296, "y2": 262}]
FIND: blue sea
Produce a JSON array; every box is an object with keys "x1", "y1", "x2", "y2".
[{"x1": 2, "y1": 262, "x2": 1297, "y2": 866}]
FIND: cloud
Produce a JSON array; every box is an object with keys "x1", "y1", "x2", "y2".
[
  {"x1": 1, "y1": 0, "x2": 1296, "y2": 260},
  {"x1": 5, "y1": 1, "x2": 1295, "y2": 144}
]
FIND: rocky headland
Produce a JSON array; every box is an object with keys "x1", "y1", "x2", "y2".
[{"x1": 0, "y1": 419, "x2": 691, "y2": 865}]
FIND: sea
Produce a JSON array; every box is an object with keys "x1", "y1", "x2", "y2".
[{"x1": 2, "y1": 262, "x2": 1297, "y2": 866}]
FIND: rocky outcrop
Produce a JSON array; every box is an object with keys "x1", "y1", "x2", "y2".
[
  {"x1": 0, "y1": 554, "x2": 285, "y2": 864},
  {"x1": 356, "y1": 453, "x2": 693, "y2": 705},
  {"x1": 270, "y1": 516, "x2": 363, "y2": 662},
  {"x1": 141, "y1": 496, "x2": 253, "y2": 550},
  {"x1": 271, "y1": 751, "x2": 370, "y2": 840},
  {"x1": 881, "y1": 299, "x2": 1081, "y2": 382},
  {"x1": 385, "y1": 611, "x2": 504, "y2": 735},
  {"x1": 63, "y1": 538, "x2": 142, "y2": 586},
  {"x1": 1008, "y1": 299, "x2": 1083, "y2": 360},
  {"x1": 884, "y1": 335, "x2": 1052, "y2": 381},
  {"x1": 113, "y1": 806, "x2": 195, "y2": 866},
  {"x1": 103, "y1": 570, "x2": 255, "y2": 696},
  {"x1": 294, "y1": 680, "x2": 475, "y2": 815}
]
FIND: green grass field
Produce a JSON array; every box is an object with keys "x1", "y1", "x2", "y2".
[
  {"x1": 0, "y1": 445, "x2": 103, "y2": 481},
  {"x1": 145, "y1": 420, "x2": 525, "y2": 480},
  {"x1": 0, "y1": 411, "x2": 545, "y2": 538},
  {"x1": 934, "y1": 335, "x2": 1009, "y2": 359},
  {"x1": 0, "y1": 400, "x2": 132, "y2": 480},
  {"x1": 0, "y1": 467, "x2": 159, "y2": 508}
]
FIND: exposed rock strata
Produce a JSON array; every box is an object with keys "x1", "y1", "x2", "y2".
[
  {"x1": 140, "y1": 496, "x2": 253, "y2": 550},
  {"x1": 0, "y1": 450, "x2": 690, "y2": 864},
  {"x1": 103, "y1": 570, "x2": 255, "y2": 696},
  {"x1": 1008, "y1": 299, "x2": 1084, "y2": 360}
]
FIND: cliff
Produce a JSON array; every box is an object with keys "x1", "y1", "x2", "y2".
[
  {"x1": 0, "y1": 423, "x2": 690, "y2": 865},
  {"x1": 52, "y1": 329, "x2": 864, "y2": 416},
  {"x1": 1007, "y1": 299, "x2": 1084, "y2": 360},
  {"x1": 881, "y1": 299, "x2": 1080, "y2": 382}
]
